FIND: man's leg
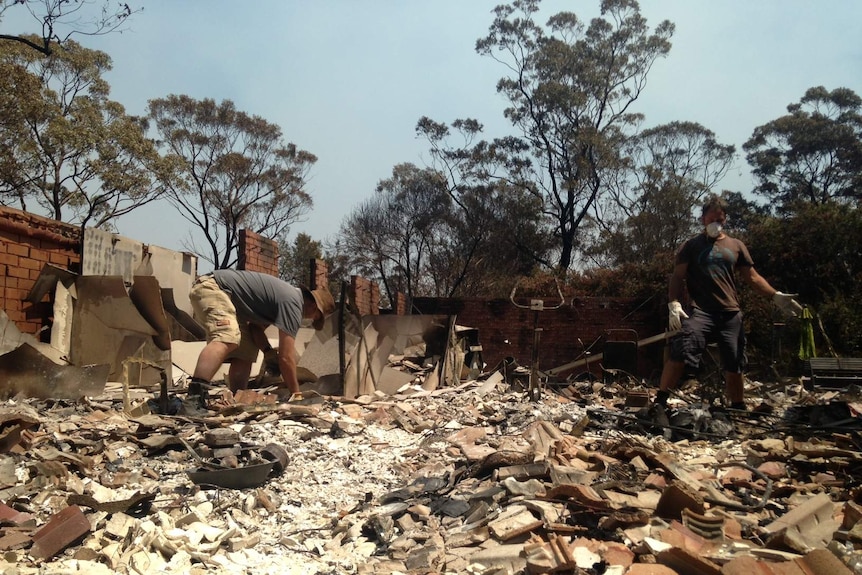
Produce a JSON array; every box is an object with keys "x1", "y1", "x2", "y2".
[
  {"x1": 717, "y1": 311, "x2": 746, "y2": 408},
  {"x1": 659, "y1": 359, "x2": 685, "y2": 392},
  {"x1": 657, "y1": 309, "x2": 711, "y2": 406},
  {"x1": 189, "y1": 275, "x2": 241, "y2": 385},
  {"x1": 247, "y1": 323, "x2": 272, "y2": 351},
  {"x1": 656, "y1": 359, "x2": 685, "y2": 406},
  {"x1": 193, "y1": 341, "x2": 238, "y2": 381},
  {"x1": 724, "y1": 371, "x2": 744, "y2": 405},
  {"x1": 228, "y1": 359, "x2": 253, "y2": 393}
]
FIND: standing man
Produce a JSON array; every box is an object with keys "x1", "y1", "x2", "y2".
[
  {"x1": 656, "y1": 194, "x2": 802, "y2": 410},
  {"x1": 189, "y1": 269, "x2": 335, "y2": 395}
]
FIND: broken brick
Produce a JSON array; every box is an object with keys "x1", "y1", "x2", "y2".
[
  {"x1": 0, "y1": 502, "x2": 35, "y2": 527},
  {"x1": 655, "y1": 481, "x2": 705, "y2": 521},
  {"x1": 30, "y1": 505, "x2": 91, "y2": 560},
  {"x1": 657, "y1": 546, "x2": 721, "y2": 575}
]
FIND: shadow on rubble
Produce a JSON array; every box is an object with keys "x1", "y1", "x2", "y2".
[{"x1": 782, "y1": 400, "x2": 862, "y2": 444}]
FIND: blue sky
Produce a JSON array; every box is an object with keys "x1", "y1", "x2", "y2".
[{"x1": 4, "y1": 1, "x2": 862, "y2": 259}]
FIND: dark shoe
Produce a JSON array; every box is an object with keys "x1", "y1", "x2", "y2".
[{"x1": 188, "y1": 378, "x2": 209, "y2": 409}]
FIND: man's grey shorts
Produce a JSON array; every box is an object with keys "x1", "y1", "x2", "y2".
[{"x1": 669, "y1": 308, "x2": 746, "y2": 373}]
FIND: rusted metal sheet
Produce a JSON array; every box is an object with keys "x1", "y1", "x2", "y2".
[{"x1": 128, "y1": 275, "x2": 172, "y2": 351}]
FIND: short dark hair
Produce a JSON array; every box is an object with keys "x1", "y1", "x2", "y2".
[{"x1": 701, "y1": 194, "x2": 728, "y2": 217}]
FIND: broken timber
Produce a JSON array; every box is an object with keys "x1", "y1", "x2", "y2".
[{"x1": 546, "y1": 330, "x2": 676, "y2": 376}]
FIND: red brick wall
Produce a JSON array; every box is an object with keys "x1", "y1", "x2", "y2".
[
  {"x1": 0, "y1": 207, "x2": 81, "y2": 336},
  {"x1": 351, "y1": 275, "x2": 380, "y2": 317},
  {"x1": 412, "y1": 296, "x2": 665, "y2": 380},
  {"x1": 310, "y1": 258, "x2": 328, "y2": 290},
  {"x1": 395, "y1": 292, "x2": 407, "y2": 315},
  {"x1": 238, "y1": 230, "x2": 278, "y2": 276}
]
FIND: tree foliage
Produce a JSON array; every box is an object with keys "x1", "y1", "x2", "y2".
[
  {"x1": 148, "y1": 95, "x2": 316, "y2": 270},
  {"x1": 743, "y1": 202, "x2": 862, "y2": 357},
  {"x1": 417, "y1": 118, "x2": 554, "y2": 292},
  {"x1": 335, "y1": 151, "x2": 550, "y2": 304},
  {"x1": 278, "y1": 232, "x2": 321, "y2": 286},
  {"x1": 0, "y1": 37, "x2": 163, "y2": 229},
  {"x1": 0, "y1": 0, "x2": 138, "y2": 55},
  {"x1": 744, "y1": 86, "x2": 862, "y2": 211},
  {"x1": 476, "y1": 0, "x2": 674, "y2": 270},
  {"x1": 588, "y1": 121, "x2": 735, "y2": 266},
  {"x1": 335, "y1": 163, "x2": 453, "y2": 305}
]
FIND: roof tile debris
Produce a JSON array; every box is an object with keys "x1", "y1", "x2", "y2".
[{"x1": 2, "y1": 355, "x2": 862, "y2": 574}]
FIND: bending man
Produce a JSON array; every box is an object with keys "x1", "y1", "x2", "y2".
[{"x1": 189, "y1": 269, "x2": 335, "y2": 394}]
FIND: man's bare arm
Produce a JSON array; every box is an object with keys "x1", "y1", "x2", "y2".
[
  {"x1": 277, "y1": 330, "x2": 300, "y2": 394},
  {"x1": 738, "y1": 266, "x2": 777, "y2": 297}
]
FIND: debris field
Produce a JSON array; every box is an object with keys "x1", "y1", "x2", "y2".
[{"x1": 3, "y1": 360, "x2": 862, "y2": 575}]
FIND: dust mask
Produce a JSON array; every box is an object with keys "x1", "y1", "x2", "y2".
[{"x1": 706, "y1": 222, "x2": 722, "y2": 238}]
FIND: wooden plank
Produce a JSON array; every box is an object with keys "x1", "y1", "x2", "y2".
[{"x1": 547, "y1": 330, "x2": 674, "y2": 376}]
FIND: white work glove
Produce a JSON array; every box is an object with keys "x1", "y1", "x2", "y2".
[
  {"x1": 668, "y1": 301, "x2": 689, "y2": 331},
  {"x1": 773, "y1": 291, "x2": 803, "y2": 318}
]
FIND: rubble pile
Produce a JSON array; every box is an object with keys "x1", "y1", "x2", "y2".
[{"x1": 2, "y1": 371, "x2": 862, "y2": 574}]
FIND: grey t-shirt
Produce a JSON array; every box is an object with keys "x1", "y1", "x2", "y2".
[{"x1": 212, "y1": 269, "x2": 303, "y2": 336}]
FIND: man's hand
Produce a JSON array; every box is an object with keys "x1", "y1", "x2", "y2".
[
  {"x1": 668, "y1": 301, "x2": 689, "y2": 331},
  {"x1": 773, "y1": 291, "x2": 803, "y2": 318}
]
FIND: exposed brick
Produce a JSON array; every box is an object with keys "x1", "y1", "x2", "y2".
[
  {"x1": 370, "y1": 283, "x2": 380, "y2": 315},
  {"x1": 0, "y1": 253, "x2": 19, "y2": 266},
  {"x1": 19, "y1": 321, "x2": 40, "y2": 335},
  {"x1": 311, "y1": 258, "x2": 329, "y2": 289},
  {"x1": 4, "y1": 289, "x2": 23, "y2": 304},
  {"x1": 29, "y1": 247, "x2": 49, "y2": 262},
  {"x1": 0, "y1": 207, "x2": 82, "y2": 335},
  {"x1": 351, "y1": 275, "x2": 380, "y2": 316},
  {"x1": 7, "y1": 267, "x2": 28, "y2": 279},
  {"x1": 19, "y1": 258, "x2": 41, "y2": 271},
  {"x1": 238, "y1": 229, "x2": 278, "y2": 276},
  {"x1": 30, "y1": 505, "x2": 91, "y2": 560},
  {"x1": 49, "y1": 252, "x2": 69, "y2": 265},
  {"x1": 412, "y1": 296, "x2": 663, "y2": 375},
  {"x1": 6, "y1": 243, "x2": 28, "y2": 257}
]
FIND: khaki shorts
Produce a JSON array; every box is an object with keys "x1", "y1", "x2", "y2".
[{"x1": 189, "y1": 275, "x2": 259, "y2": 363}]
